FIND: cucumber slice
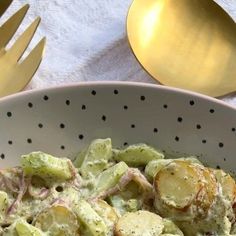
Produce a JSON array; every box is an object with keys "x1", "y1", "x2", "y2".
[
  {"x1": 113, "y1": 144, "x2": 164, "y2": 167},
  {"x1": 16, "y1": 219, "x2": 44, "y2": 236},
  {"x1": 79, "y1": 138, "x2": 112, "y2": 177},
  {"x1": 75, "y1": 199, "x2": 108, "y2": 236},
  {"x1": 21, "y1": 152, "x2": 74, "y2": 180},
  {"x1": 94, "y1": 162, "x2": 129, "y2": 195}
]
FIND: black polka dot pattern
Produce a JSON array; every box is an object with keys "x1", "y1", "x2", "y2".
[
  {"x1": 28, "y1": 102, "x2": 33, "y2": 108},
  {"x1": 60, "y1": 123, "x2": 65, "y2": 129},
  {"x1": 175, "y1": 136, "x2": 179, "y2": 141},
  {"x1": 43, "y1": 95, "x2": 49, "y2": 101},
  {"x1": 0, "y1": 85, "x2": 235, "y2": 175},
  {"x1": 219, "y1": 142, "x2": 224, "y2": 148},
  {"x1": 177, "y1": 117, "x2": 183, "y2": 122},
  {"x1": 196, "y1": 124, "x2": 201, "y2": 129},
  {"x1": 140, "y1": 95, "x2": 145, "y2": 101},
  {"x1": 27, "y1": 138, "x2": 32, "y2": 144},
  {"x1": 189, "y1": 100, "x2": 195, "y2": 106}
]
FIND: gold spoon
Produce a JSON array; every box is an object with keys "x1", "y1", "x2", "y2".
[{"x1": 127, "y1": 0, "x2": 236, "y2": 97}]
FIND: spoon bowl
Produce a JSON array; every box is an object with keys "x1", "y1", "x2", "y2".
[{"x1": 127, "y1": 0, "x2": 236, "y2": 97}]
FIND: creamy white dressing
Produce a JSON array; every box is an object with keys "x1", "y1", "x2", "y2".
[{"x1": 0, "y1": 140, "x2": 235, "y2": 236}]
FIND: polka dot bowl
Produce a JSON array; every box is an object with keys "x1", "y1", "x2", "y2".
[{"x1": 0, "y1": 82, "x2": 235, "y2": 175}]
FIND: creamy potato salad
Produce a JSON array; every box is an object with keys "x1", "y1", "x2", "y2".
[{"x1": 0, "y1": 138, "x2": 235, "y2": 236}]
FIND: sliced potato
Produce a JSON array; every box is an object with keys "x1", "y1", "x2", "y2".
[
  {"x1": 91, "y1": 200, "x2": 119, "y2": 235},
  {"x1": 92, "y1": 199, "x2": 118, "y2": 223},
  {"x1": 155, "y1": 161, "x2": 202, "y2": 210},
  {"x1": 214, "y1": 169, "x2": 236, "y2": 203},
  {"x1": 177, "y1": 156, "x2": 203, "y2": 165},
  {"x1": 154, "y1": 161, "x2": 219, "y2": 220},
  {"x1": 195, "y1": 168, "x2": 217, "y2": 216},
  {"x1": 145, "y1": 157, "x2": 203, "y2": 182},
  {"x1": 115, "y1": 210, "x2": 164, "y2": 236},
  {"x1": 34, "y1": 205, "x2": 79, "y2": 236}
]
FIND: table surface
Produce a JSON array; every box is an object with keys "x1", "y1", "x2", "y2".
[{"x1": 1, "y1": 0, "x2": 236, "y2": 106}]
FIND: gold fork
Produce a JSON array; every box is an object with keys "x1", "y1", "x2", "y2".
[
  {"x1": 0, "y1": 0, "x2": 12, "y2": 17},
  {"x1": 0, "y1": 0, "x2": 46, "y2": 97}
]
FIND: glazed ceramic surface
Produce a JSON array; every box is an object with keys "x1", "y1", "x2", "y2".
[{"x1": 0, "y1": 82, "x2": 235, "y2": 175}]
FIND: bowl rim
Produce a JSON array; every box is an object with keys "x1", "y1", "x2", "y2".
[{"x1": 0, "y1": 81, "x2": 235, "y2": 111}]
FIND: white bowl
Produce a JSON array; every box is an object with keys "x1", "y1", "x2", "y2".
[{"x1": 0, "y1": 82, "x2": 235, "y2": 175}]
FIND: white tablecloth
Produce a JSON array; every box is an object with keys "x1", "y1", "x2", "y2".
[{"x1": 2, "y1": 0, "x2": 236, "y2": 105}]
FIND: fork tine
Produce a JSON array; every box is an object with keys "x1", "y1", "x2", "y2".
[
  {"x1": 14, "y1": 37, "x2": 46, "y2": 91},
  {"x1": 0, "y1": 0, "x2": 13, "y2": 17},
  {"x1": 6, "y1": 17, "x2": 41, "y2": 62},
  {"x1": 0, "y1": 4, "x2": 29, "y2": 48}
]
